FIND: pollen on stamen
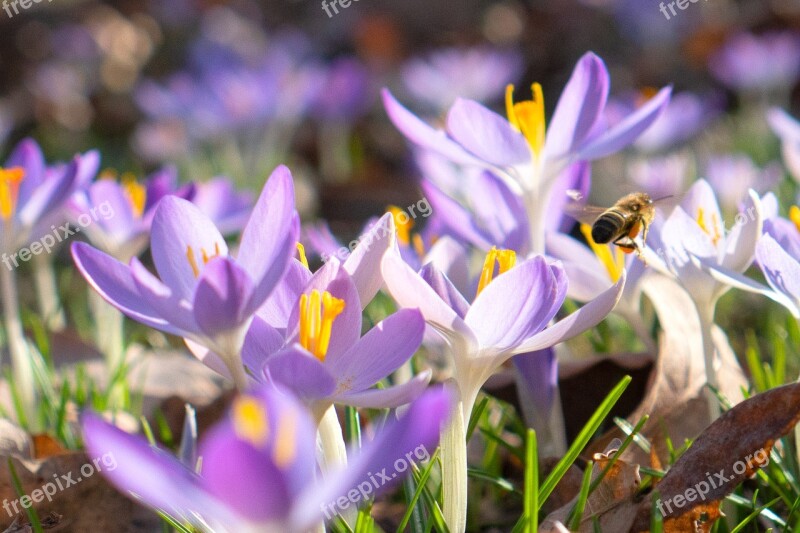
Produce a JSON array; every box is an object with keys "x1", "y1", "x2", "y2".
[
  {"x1": 0, "y1": 167, "x2": 25, "y2": 221},
  {"x1": 476, "y1": 247, "x2": 517, "y2": 297},
  {"x1": 232, "y1": 396, "x2": 270, "y2": 448},
  {"x1": 272, "y1": 414, "x2": 298, "y2": 468},
  {"x1": 790, "y1": 206, "x2": 800, "y2": 233}
]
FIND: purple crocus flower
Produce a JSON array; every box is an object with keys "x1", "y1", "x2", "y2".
[
  {"x1": 383, "y1": 52, "x2": 670, "y2": 253},
  {"x1": 81, "y1": 385, "x2": 451, "y2": 533},
  {"x1": 68, "y1": 167, "x2": 194, "y2": 261},
  {"x1": 704, "y1": 154, "x2": 782, "y2": 213},
  {"x1": 768, "y1": 107, "x2": 800, "y2": 184},
  {"x1": 709, "y1": 31, "x2": 800, "y2": 93},
  {"x1": 701, "y1": 193, "x2": 800, "y2": 317},
  {"x1": 627, "y1": 153, "x2": 689, "y2": 200},
  {"x1": 247, "y1": 259, "x2": 430, "y2": 421},
  {"x1": 71, "y1": 165, "x2": 300, "y2": 390},
  {"x1": 381, "y1": 245, "x2": 624, "y2": 531},
  {"x1": 0, "y1": 138, "x2": 97, "y2": 256},
  {"x1": 606, "y1": 90, "x2": 722, "y2": 153},
  {"x1": 188, "y1": 176, "x2": 253, "y2": 236},
  {"x1": 400, "y1": 46, "x2": 524, "y2": 111}
]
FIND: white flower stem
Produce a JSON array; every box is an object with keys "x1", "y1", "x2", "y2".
[
  {"x1": 89, "y1": 289, "x2": 125, "y2": 371},
  {"x1": 33, "y1": 254, "x2": 65, "y2": 331},
  {"x1": 439, "y1": 381, "x2": 477, "y2": 533},
  {"x1": 0, "y1": 261, "x2": 36, "y2": 421},
  {"x1": 694, "y1": 300, "x2": 721, "y2": 421},
  {"x1": 316, "y1": 405, "x2": 352, "y2": 525}
]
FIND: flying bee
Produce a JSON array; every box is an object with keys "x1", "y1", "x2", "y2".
[{"x1": 566, "y1": 191, "x2": 670, "y2": 260}]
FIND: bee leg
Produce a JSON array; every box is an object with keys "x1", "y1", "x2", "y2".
[{"x1": 613, "y1": 236, "x2": 648, "y2": 265}]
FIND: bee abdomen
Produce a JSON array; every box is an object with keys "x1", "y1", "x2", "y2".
[{"x1": 591, "y1": 212, "x2": 624, "y2": 244}]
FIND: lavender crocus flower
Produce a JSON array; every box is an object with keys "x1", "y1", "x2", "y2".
[
  {"x1": 647, "y1": 179, "x2": 763, "y2": 419},
  {"x1": 81, "y1": 385, "x2": 451, "y2": 533},
  {"x1": 400, "y1": 46, "x2": 524, "y2": 111},
  {"x1": 704, "y1": 154, "x2": 782, "y2": 214},
  {"x1": 71, "y1": 165, "x2": 300, "y2": 390},
  {"x1": 381, "y1": 246, "x2": 624, "y2": 531},
  {"x1": 606, "y1": 90, "x2": 722, "y2": 153},
  {"x1": 709, "y1": 31, "x2": 800, "y2": 93},
  {"x1": 247, "y1": 259, "x2": 430, "y2": 422},
  {"x1": 383, "y1": 52, "x2": 670, "y2": 254},
  {"x1": 69, "y1": 167, "x2": 194, "y2": 262},
  {"x1": 767, "y1": 107, "x2": 800, "y2": 184}
]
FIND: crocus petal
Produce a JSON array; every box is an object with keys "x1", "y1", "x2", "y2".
[
  {"x1": 263, "y1": 346, "x2": 337, "y2": 402},
  {"x1": 335, "y1": 370, "x2": 432, "y2": 408},
  {"x1": 679, "y1": 179, "x2": 723, "y2": 243},
  {"x1": 256, "y1": 259, "x2": 313, "y2": 329},
  {"x1": 511, "y1": 273, "x2": 625, "y2": 355},
  {"x1": 691, "y1": 250, "x2": 800, "y2": 318},
  {"x1": 513, "y1": 348, "x2": 558, "y2": 415},
  {"x1": 424, "y1": 236, "x2": 471, "y2": 298},
  {"x1": 466, "y1": 257, "x2": 567, "y2": 351},
  {"x1": 236, "y1": 165, "x2": 300, "y2": 307},
  {"x1": 241, "y1": 315, "x2": 288, "y2": 375},
  {"x1": 545, "y1": 52, "x2": 610, "y2": 160},
  {"x1": 81, "y1": 413, "x2": 236, "y2": 528},
  {"x1": 150, "y1": 196, "x2": 229, "y2": 300},
  {"x1": 87, "y1": 180, "x2": 136, "y2": 237},
  {"x1": 193, "y1": 257, "x2": 256, "y2": 337},
  {"x1": 419, "y1": 263, "x2": 471, "y2": 319},
  {"x1": 757, "y1": 234, "x2": 800, "y2": 315},
  {"x1": 546, "y1": 161, "x2": 591, "y2": 233},
  {"x1": 71, "y1": 243, "x2": 183, "y2": 335},
  {"x1": 546, "y1": 232, "x2": 611, "y2": 301},
  {"x1": 18, "y1": 158, "x2": 79, "y2": 226},
  {"x1": 292, "y1": 387, "x2": 451, "y2": 530},
  {"x1": 129, "y1": 257, "x2": 198, "y2": 335},
  {"x1": 381, "y1": 89, "x2": 482, "y2": 166},
  {"x1": 420, "y1": 180, "x2": 494, "y2": 250},
  {"x1": 200, "y1": 386, "x2": 317, "y2": 523},
  {"x1": 767, "y1": 107, "x2": 800, "y2": 140},
  {"x1": 184, "y1": 340, "x2": 234, "y2": 380},
  {"x1": 381, "y1": 249, "x2": 476, "y2": 347},
  {"x1": 446, "y1": 98, "x2": 530, "y2": 166},
  {"x1": 343, "y1": 212, "x2": 394, "y2": 307},
  {"x1": 8, "y1": 138, "x2": 46, "y2": 207},
  {"x1": 720, "y1": 189, "x2": 762, "y2": 272},
  {"x1": 326, "y1": 309, "x2": 425, "y2": 392},
  {"x1": 577, "y1": 86, "x2": 672, "y2": 160}
]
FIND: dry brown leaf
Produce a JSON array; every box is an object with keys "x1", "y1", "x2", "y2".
[
  {"x1": 31, "y1": 436, "x2": 67, "y2": 460},
  {"x1": 590, "y1": 274, "x2": 747, "y2": 465},
  {"x1": 539, "y1": 442, "x2": 642, "y2": 532},
  {"x1": 630, "y1": 382, "x2": 800, "y2": 532}
]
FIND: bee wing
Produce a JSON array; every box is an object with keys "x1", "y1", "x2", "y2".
[
  {"x1": 563, "y1": 201, "x2": 608, "y2": 225},
  {"x1": 651, "y1": 194, "x2": 684, "y2": 218}
]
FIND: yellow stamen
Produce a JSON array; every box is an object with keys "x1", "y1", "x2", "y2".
[
  {"x1": 580, "y1": 224, "x2": 625, "y2": 283},
  {"x1": 186, "y1": 243, "x2": 222, "y2": 278},
  {"x1": 696, "y1": 207, "x2": 721, "y2": 246},
  {"x1": 476, "y1": 247, "x2": 517, "y2": 297},
  {"x1": 232, "y1": 396, "x2": 269, "y2": 447},
  {"x1": 272, "y1": 414, "x2": 297, "y2": 467},
  {"x1": 506, "y1": 83, "x2": 546, "y2": 155},
  {"x1": 388, "y1": 205, "x2": 413, "y2": 245},
  {"x1": 790, "y1": 206, "x2": 800, "y2": 234},
  {"x1": 296, "y1": 242, "x2": 309, "y2": 269},
  {"x1": 121, "y1": 173, "x2": 146, "y2": 218},
  {"x1": 299, "y1": 290, "x2": 345, "y2": 361},
  {"x1": 0, "y1": 167, "x2": 25, "y2": 221}
]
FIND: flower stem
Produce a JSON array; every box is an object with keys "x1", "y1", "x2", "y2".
[
  {"x1": 33, "y1": 254, "x2": 65, "y2": 331},
  {"x1": 441, "y1": 381, "x2": 468, "y2": 533},
  {"x1": 694, "y1": 300, "x2": 721, "y2": 421},
  {"x1": 0, "y1": 261, "x2": 36, "y2": 421},
  {"x1": 89, "y1": 289, "x2": 124, "y2": 371}
]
